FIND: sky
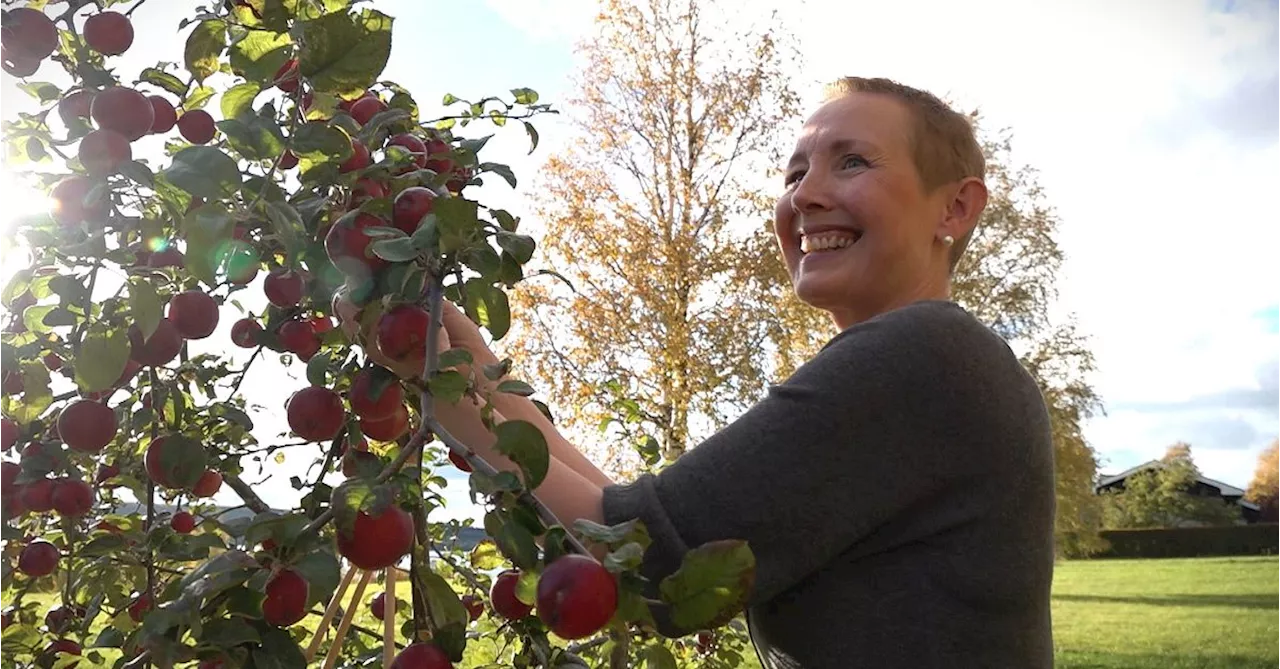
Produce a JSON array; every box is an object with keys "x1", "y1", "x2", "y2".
[{"x1": 1, "y1": 0, "x2": 1276, "y2": 525}]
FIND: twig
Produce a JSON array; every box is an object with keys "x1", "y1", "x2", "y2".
[
  {"x1": 223, "y1": 474, "x2": 271, "y2": 514},
  {"x1": 226, "y1": 345, "x2": 263, "y2": 397},
  {"x1": 424, "y1": 416, "x2": 594, "y2": 559},
  {"x1": 298, "y1": 424, "x2": 432, "y2": 536}
]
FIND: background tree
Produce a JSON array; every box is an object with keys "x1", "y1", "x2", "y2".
[
  {"x1": 502, "y1": 0, "x2": 806, "y2": 477},
  {"x1": 1244, "y1": 440, "x2": 1278, "y2": 522},
  {"x1": 1101, "y1": 442, "x2": 1243, "y2": 529}
]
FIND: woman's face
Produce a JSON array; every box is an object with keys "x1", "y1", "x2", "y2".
[{"x1": 774, "y1": 92, "x2": 954, "y2": 329}]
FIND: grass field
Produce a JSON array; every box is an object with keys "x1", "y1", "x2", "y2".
[
  {"x1": 1051, "y1": 556, "x2": 1278, "y2": 669},
  {"x1": 4, "y1": 555, "x2": 1276, "y2": 666}
]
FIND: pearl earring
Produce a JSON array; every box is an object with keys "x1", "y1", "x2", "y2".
[{"x1": 942, "y1": 235, "x2": 955, "y2": 247}]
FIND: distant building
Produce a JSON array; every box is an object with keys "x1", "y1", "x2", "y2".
[{"x1": 1095, "y1": 460, "x2": 1263, "y2": 524}]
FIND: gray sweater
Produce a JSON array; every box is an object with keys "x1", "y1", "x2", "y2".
[{"x1": 602, "y1": 300, "x2": 1056, "y2": 668}]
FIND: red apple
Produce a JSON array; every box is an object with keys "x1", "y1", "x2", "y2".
[
  {"x1": 192, "y1": 470, "x2": 222, "y2": 497},
  {"x1": 324, "y1": 212, "x2": 390, "y2": 275},
  {"x1": 1, "y1": 461, "x2": 18, "y2": 488},
  {"x1": 461, "y1": 594, "x2": 483, "y2": 622},
  {"x1": 339, "y1": 139, "x2": 370, "y2": 173},
  {"x1": 18, "y1": 539, "x2": 60, "y2": 577},
  {"x1": 375, "y1": 304, "x2": 430, "y2": 364},
  {"x1": 95, "y1": 462, "x2": 120, "y2": 484},
  {"x1": 148, "y1": 96, "x2": 177, "y2": 134},
  {"x1": 128, "y1": 592, "x2": 151, "y2": 622},
  {"x1": 1, "y1": 418, "x2": 18, "y2": 450},
  {"x1": 148, "y1": 247, "x2": 185, "y2": 269},
  {"x1": 170, "y1": 511, "x2": 196, "y2": 534},
  {"x1": 449, "y1": 450, "x2": 472, "y2": 473},
  {"x1": 262, "y1": 568, "x2": 309, "y2": 627},
  {"x1": 391, "y1": 187, "x2": 436, "y2": 235},
  {"x1": 388, "y1": 133, "x2": 427, "y2": 168},
  {"x1": 51, "y1": 479, "x2": 93, "y2": 517},
  {"x1": 2, "y1": 8, "x2": 58, "y2": 61},
  {"x1": 57, "y1": 90, "x2": 95, "y2": 127},
  {"x1": 83, "y1": 11, "x2": 133, "y2": 56},
  {"x1": 278, "y1": 150, "x2": 298, "y2": 169},
  {"x1": 90, "y1": 86, "x2": 153, "y2": 141},
  {"x1": 286, "y1": 386, "x2": 345, "y2": 442},
  {"x1": 168, "y1": 290, "x2": 219, "y2": 339},
  {"x1": 535, "y1": 554, "x2": 618, "y2": 639},
  {"x1": 231, "y1": 318, "x2": 262, "y2": 348},
  {"x1": 389, "y1": 642, "x2": 452, "y2": 669},
  {"x1": 19, "y1": 478, "x2": 55, "y2": 512},
  {"x1": 144, "y1": 435, "x2": 208, "y2": 490},
  {"x1": 348, "y1": 367, "x2": 404, "y2": 420},
  {"x1": 424, "y1": 137, "x2": 453, "y2": 175},
  {"x1": 78, "y1": 129, "x2": 131, "y2": 177},
  {"x1": 335, "y1": 504, "x2": 414, "y2": 570},
  {"x1": 129, "y1": 318, "x2": 183, "y2": 367},
  {"x1": 351, "y1": 178, "x2": 386, "y2": 204},
  {"x1": 348, "y1": 96, "x2": 386, "y2": 126},
  {"x1": 51, "y1": 175, "x2": 109, "y2": 227},
  {"x1": 264, "y1": 270, "x2": 305, "y2": 307},
  {"x1": 39, "y1": 638, "x2": 81, "y2": 668},
  {"x1": 273, "y1": 58, "x2": 300, "y2": 93},
  {"x1": 177, "y1": 109, "x2": 216, "y2": 144},
  {"x1": 370, "y1": 591, "x2": 388, "y2": 621},
  {"x1": 490, "y1": 570, "x2": 532, "y2": 620},
  {"x1": 58, "y1": 399, "x2": 117, "y2": 453},
  {"x1": 278, "y1": 319, "x2": 321, "y2": 361},
  {"x1": 43, "y1": 352, "x2": 62, "y2": 371},
  {"x1": 360, "y1": 404, "x2": 408, "y2": 442}
]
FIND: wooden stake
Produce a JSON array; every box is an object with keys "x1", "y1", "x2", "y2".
[
  {"x1": 323, "y1": 569, "x2": 374, "y2": 669},
  {"x1": 383, "y1": 566, "x2": 397, "y2": 666},
  {"x1": 305, "y1": 566, "x2": 358, "y2": 662}
]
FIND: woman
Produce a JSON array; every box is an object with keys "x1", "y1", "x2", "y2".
[{"x1": 349, "y1": 77, "x2": 1056, "y2": 668}]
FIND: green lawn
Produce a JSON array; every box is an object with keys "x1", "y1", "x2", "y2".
[
  {"x1": 1052, "y1": 556, "x2": 1278, "y2": 669},
  {"x1": 5, "y1": 556, "x2": 1277, "y2": 667}
]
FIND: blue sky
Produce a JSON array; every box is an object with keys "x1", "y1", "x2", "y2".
[{"x1": 1, "y1": 0, "x2": 1276, "y2": 524}]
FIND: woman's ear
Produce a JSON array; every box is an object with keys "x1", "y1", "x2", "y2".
[{"x1": 938, "y1": 176, "x2": 988, "y2": 241}]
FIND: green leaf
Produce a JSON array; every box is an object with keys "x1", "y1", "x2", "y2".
[
  {"x1": 158, "y1": 434, "x2": 210, "y2": 489},
  {"x1": 604, "y1": 541, "x2": 645, "y2": 573},
  {"x1": 305, "y1": 350, "x2": 330, "y2": 387},
  {"x1": 436, "y1": 347, "x2": 473, "y2": 370},
  {"x1": 298, "y1": 9, "x2": 393, "y2": 99},
  {"x1": 511, "y1": 88, "x2": 539, "y2": 105},
  {"x1": 643, "y1": 645, "x2": 679, "y2": 669},
  {"x1": 659, "y1": 539, "x2": 756, "y2": 632},
  {"x1": 250, "y1": 626, "x2": 307, "y2": 669},
  {"x1": 181, "y1": 204, "x2": 235, "y2": 288},
  {"x1": 200, "y1": 616, "x2": 261, "y2": 647},
  {"x1": 228, "y1": 28, "x2": 292, "y2": 85},
  {"x1": 369, "y1": 236, "x2": 419, "y2": 262},
  {"x1": 468, "y1": 539, "x2": 505, "y2": 570},
  {"x1": 291, "y1": 122, "x2": 351, "y2": 163},
  {"x1": 479, "y1": 162, "x2": 517, "y2": 188},
  {"x1": 427, "y1": 370, "x2": 468, "y2": 405},
  {"x1": 495, "y1": 379, "x2": 535, "y2": 397},
  {"x1": 119, "y1": 160, "x2": 155, "y2": 187},
  {"x1": 417, "y1": 568, "x2": 470, "y2": 628},
  {"x1": 521, "y1": 121, "x2": 540, "y2": 155},
  {"x1": 221, "y1": 82, "x2": 262, "y2": 121},
  {"x1": 184, "y1": 85, "x2": 216, "y2": 110},
  {"x1": 75, "y1": 323, "x2": 130, "y2": 392},
  {"x1": 184, "y1": 20, "x2": 227, "y2": 83},
  {"x1": 139, "y1": 68, "x2": 187, "y2": 97},
  {"x1": 495, "y1": 231, "x2": 535, "y2": 264},
  {"x1": 263, "y1": 201, "x2": 307, "y2": 260},
  {"x1": 128, "y1": 277, "x2": 163, "y2": 341},
  {"x1": 161, "y1": 147, "x2": 242, "y2": 200},
  {"x1": 464, "y1": 281, "x2": 510, "y2": 340},
  {"x1": 19, "y1": 81, "x2": 61, "y2": 103},
  {"x1": 493, "y1": 420, "x2": 549, "y2": 489},
  {"x1": 484, "y1": 510, "x2": 538, "y2": 570},
  {"x1": 291, "y1": 550, "x2": 341, "y2": 608},
  {"x1": 572, "y1": 518, "x2": 651, "y2": 549},
  {"x1": 9, "y1": 361, "x2": 51, "y2": 424},
  {"x1": 217, "y1": 116, "x2": 285, "y2": 161}
]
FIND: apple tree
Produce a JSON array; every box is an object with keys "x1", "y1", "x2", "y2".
[{"x1": 0, "y1": 0, "x2": 755, "y2": 667}]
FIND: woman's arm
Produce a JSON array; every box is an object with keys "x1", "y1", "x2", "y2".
[{"x1": 431, "y1": 392, "x2": 607, "y2": 529}]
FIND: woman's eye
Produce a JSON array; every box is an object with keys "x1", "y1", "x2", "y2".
[
  {"x1": 841, "y1": 155, "x2": 868, "y2": 169},
  {"x1": 784, "y1": 171, "x2": 804, "y2": 187}
]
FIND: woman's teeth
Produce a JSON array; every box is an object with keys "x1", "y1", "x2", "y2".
[{"x1": 800, "y1": 232, "x2": 859, "y2": 254}]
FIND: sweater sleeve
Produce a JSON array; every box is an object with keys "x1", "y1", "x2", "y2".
[{"x1": 602, "y1": 301, "x2": 1005, "y2": 637}]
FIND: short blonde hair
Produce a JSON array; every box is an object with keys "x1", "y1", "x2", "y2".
[{"x1": 822, "y1": 77, "x2": 984, "y2": 271}]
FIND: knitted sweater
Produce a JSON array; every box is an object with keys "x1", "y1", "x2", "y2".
[{"x1": 602, "y1": 300, "x2": 1056, "y2": 668}]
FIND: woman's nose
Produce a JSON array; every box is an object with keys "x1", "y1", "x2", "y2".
[{"x1": 790, "y1": 170, "x2": 833, "y2": 214}]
